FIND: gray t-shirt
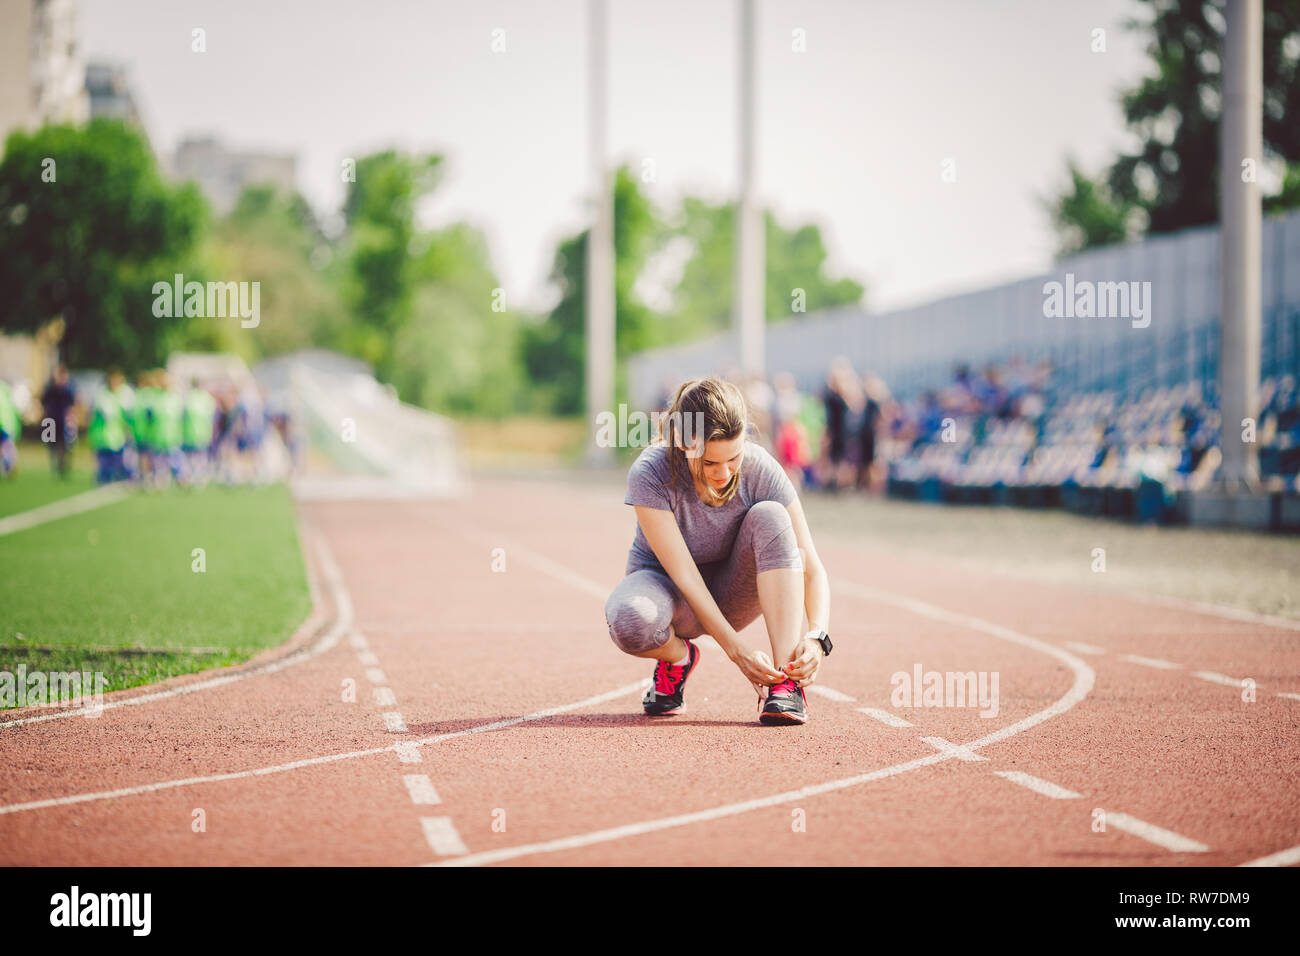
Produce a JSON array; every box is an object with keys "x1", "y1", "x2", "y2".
[{"x1": 623, "y1": 439, "x2": 797, "y2": 575}]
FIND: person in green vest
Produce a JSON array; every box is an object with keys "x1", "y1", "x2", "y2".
[
  {"x1": 110, "y1": 369, "x2": 138, "y2": 481},
  {"x1": 182, "y1": 379, "x2": 217, "y2": 484},
  {"x1": 151, "y1": 370, "x2": 185, "y2": 486},
  {"x1": 0, "y1": 379, "x2": 21, "y2": 478},
  {"x1": 89, "y1": 373, "x2": 130, "y2": 484},
  {"x1": 134, "y1": 370, "x2": 158, "y2": 482}
]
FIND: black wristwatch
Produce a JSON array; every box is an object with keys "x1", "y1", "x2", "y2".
[{"x1": 809, "y1": 629, "x2": 832, "y2": 657}]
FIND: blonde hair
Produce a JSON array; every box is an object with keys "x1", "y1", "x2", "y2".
[{"x1": 656, "y1": 376, "x2": 750, "y2": 508}]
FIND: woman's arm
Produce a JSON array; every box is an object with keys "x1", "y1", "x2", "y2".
[
  {"x1": 786, "y1": 496, "x2": 829, "y2": 634},
  {"x1": 782, "y1": 495, "x2": 831, "y2": 684},
  {"x1": 633, "y1": 504, "x2": 786, "y2": 686}
]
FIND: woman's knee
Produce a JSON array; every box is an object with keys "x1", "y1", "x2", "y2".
[
  {"x1": 604, "y1": 579, "x2": 673, "y2": 655},
  {"x1": 743, "y1": 500, "x2": 802, "y2": 572}
]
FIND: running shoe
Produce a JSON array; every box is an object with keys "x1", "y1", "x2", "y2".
[
  {"x1": 759, "y1": 676, "x2": 808, "y2": 725},
  {"x1": 642, "y1": 641, "x2": 700, "y2": 716}
]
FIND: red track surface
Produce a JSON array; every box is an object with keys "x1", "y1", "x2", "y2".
[{"x1": 2, "y1": 475, "x2": 1298, "y2": 866}]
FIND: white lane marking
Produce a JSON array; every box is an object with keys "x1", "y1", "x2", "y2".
[
  {"x1": 1239, "y1": 844, "x2": 1300, "y2": 867},
  {"x1": 1104, "y1": 812, "x2": 1209, "y2": 853},
  {"x1": 993, "y1": 770, "x2": 1082, "y2": 799},
  {"x1": 420, "y1": 817, "x2": 468, "y2": 855},
  {"x1": 365, "y1": 668, "x2": 387, "y2": 685},
  {"x1": 1065, "y1": 641, "x2": 1107, "y2": 656},
  {"x1": 0, "y1": 531, "x2": 347, "y2": 729},
  {"x1": 382, "y1": 712, "x2": 408, "y2": 733},
  {"x1": 0, "y1": 483, "x2": 131, "y2": 536},
  {"x1": 921, "y1": 736, "x2": 987, "y2": 762},
  {"x1": 478, "y1": 531, "x2": 612, "y2": 600},
  {"x1": 1277, "y1": 692, "x2": 1300, "y2": 701},
  {"x1": 806, "y1": 685, "x2": 855, "y2": 702},
  {"x1": 1193, "y1": 670, "x2": 1248, "y2": 687},
  {"x1": 1119, "y1": 654, "x2": 1181, "y2": 670},
  {"x1": 857, "y1": 707, "x2": 912, "y2": 727},
  {"x1": 429, "y1": 751, "x2": 955, "y2": 867},
  {"x1": 357, "y1": 651, "x2": 378, "y2": 666},
  {"x1": 1131, "y1": 592, "x2": 1300, "y2": 634},
  {"x1": 349, "y1": 633, "x2": 369, "y2": 651},
  {"x1": 373, "y1": 687, "x2": 397, "y2": 707},
  {"x1": 395, "y1": 742, "x2": 422, "y2": 764},
  {"x1": 403, "y1": 774, "x2": 441, "y2": 805},
  {"x1": 0, "y1": 680, "x2": 645, "y2": 815},
  {"x1": 429, "y1": 576, "x2": 1095, "y2": 867}
]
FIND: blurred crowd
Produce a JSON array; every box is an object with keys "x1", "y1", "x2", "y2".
[
  {"x1": 651, "y1": 355, "x2": 1300, "y2": 509},
  {"x1": 0, "y1": 363, "x2": 299, "y2": 487}
]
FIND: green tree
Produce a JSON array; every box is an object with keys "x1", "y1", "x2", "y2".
[
  {"x1": 669, "y1": 198, "x2": 865, "y2": 337},
  {"x1": 0, "y1": 119, "x2": 205, "y2": 369},
  {"x1": 1051, "y1": 0, "x2": 1300, "y2": 254},
  {"x1": 522, "y1": 165, "x2": 665, "y2": 414},
  {"x1": 339, "y1": 150, "x2": 442, "y2": 375}
]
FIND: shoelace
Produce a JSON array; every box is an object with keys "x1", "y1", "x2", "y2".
[{"x1": 653, "y1": 657, "x2": 686, "y2": 695}]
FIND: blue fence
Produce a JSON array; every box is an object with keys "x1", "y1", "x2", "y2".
[{"x1": 628, "y1": 209, "x2": 1300, "y2": 407}]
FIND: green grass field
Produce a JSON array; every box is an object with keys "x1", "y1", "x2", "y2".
[
  {"x1": 0, "y1": 481, "x2": 312, "y2": 707},
  {"x1": 0, "y1": 442, "x2": 96, "y2": 518}
]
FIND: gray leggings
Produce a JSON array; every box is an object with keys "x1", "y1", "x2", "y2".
[{"x1": 605, "y1": 499, "x2": 804, "y2": 655}]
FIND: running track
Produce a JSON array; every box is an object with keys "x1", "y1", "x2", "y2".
[{"x1": 2, "y1": 475, "x2": 1298, "y2": 866}]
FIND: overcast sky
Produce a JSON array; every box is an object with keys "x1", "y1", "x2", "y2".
[{"x1": 79, "y1": 0, "x2": 1150, "y2": 314}]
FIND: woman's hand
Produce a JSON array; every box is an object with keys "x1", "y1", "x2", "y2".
[
  {"x1": 730, "y1": 646, "x2": 787, "y2": 691},
  {"x1": 782, "y1": 636, "x2": 825, "y2": 686}
]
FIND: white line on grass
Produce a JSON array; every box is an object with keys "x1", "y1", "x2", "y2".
[
  {"x1": 0, "y1": 483, "x2": 131, "y2": 537},
  {"x1": 0, "y1": 531, "x2": 349, "y2": 730}
]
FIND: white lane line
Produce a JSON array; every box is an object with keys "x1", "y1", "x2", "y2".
[
  {"x1": 1131, "y1": 592, "x2": 1300, "y2": 634},
  {"x1": 0, "y1": 483, "x2": 131, "y2": 537},
  {"x1": 365, "y1": 668, "x2": 387, "y2": 685},
  {"x1": 1104, "y1": 812, "x2": 1209, "y2": 853},
  {"x1": 349, "y1": 634, "x2": 369, "y2": 652},
  {"x1": 1239, "y1": 844, "x2": 1300, "y2": 867},
  {"x1": 420, "y1": 817, "x2": 468, "y2": 855},
  {"x1": 1119, "y1": 654, "x2": 1181, "y2": 670},
  {"x1": 0, "y1": 680, "x2": 645, "y2": 816},
  {"x1": 478, "y1": 531, "x2": 613, "y2": 600},
  {"x1": 395, "y1": 742, "x2": 422, "y2": 764},
  {"x1": 1277, "y1": 692, "x2": 1300, "y2": 701},
  {"x1": 357, "y1": 651, "x2": 378, "y2": 666},
  {"x1": 921, "y1": 736, "x2": 987, "y2": 762},
  {"x1": 1192, "y1": 670, "x2": 1249, "y2": 687},
  {"x1": 1065, "y1": 641, "x2": 1107, "y2": 656},
  {"x1": 0, "y1": 531, "x2": 348, "y2": 730},
  {"x1": 403, "y1": 774, "x2": 441, "y2": 805},
  {"x1": 993, "y1": 770, "x2": 1081, "y2": 799},
  {"x1": 382, "y1": 712, "x2": 408, "y2": 733},
  {"x1": 806, "y1": 685, "x2": 855, "y2": 702},
  {"x1": 428, "y1": 575, "x2": 1095, "y2": 867},
  {"x1": 373, "y1": 687, "x2": 397, "y2": 707},
  {"x1": 857, "y1": 707, "x2": 913, "y2": 728},
  {"x1": 429, "y1": 750, "x2": 955, "y2": 867}
]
